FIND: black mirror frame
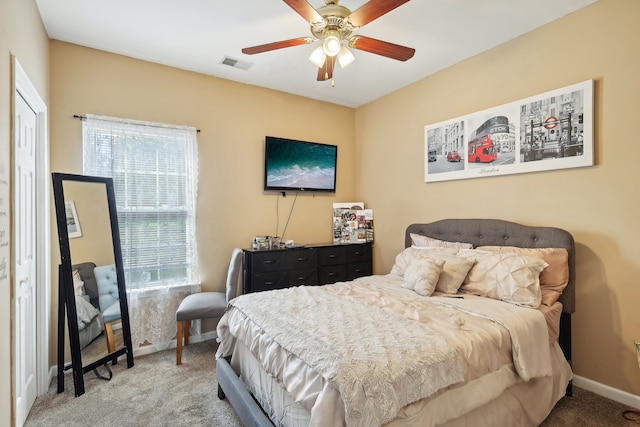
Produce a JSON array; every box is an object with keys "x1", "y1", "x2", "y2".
[{"x1": 52, "y1": 172, "x2": 134, "y2": 396}]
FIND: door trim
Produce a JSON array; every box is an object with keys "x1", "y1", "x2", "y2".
[{"x1": 13, "y1": 57, "x2": 50, "y2": 398}]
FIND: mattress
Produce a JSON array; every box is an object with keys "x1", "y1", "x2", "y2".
[{"x1": 217, "y1": 274, "x2": 572, "y2": 426}]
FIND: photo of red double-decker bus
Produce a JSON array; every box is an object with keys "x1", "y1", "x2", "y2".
[{"x1": 468, "y1": 133, "x2": 497, "y2": 163}]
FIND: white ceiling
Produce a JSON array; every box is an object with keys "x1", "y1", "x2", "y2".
[{"x1": 35, "y1": 0, "x2": 597, "y2": 108}]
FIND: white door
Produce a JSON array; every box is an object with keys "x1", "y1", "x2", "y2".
[{"x1": 14, "y1": 90, "x2": 38, "y2": 427}]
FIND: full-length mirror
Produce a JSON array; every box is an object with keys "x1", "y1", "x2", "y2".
[{"x1": 52, "y1": 172, "x2": 134, "y2": 397}]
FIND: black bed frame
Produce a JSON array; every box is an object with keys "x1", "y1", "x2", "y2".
[{"x1": 216, "y1": 218, "x2": 576, "y2": 425}]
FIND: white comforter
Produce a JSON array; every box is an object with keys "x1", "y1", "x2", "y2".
[
  {"x1": 216, "y1": 274, "x2": 558, "y2": 427},
  {"x1": 223, "y1": 285, "x2": 464, "y2": 427}
]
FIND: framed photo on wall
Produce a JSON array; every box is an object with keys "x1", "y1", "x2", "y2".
[
  {"x1": 424, "y1": 80, "x2": 594, "y2": 183},
  {"x1": 64, "y1": 200, "x2": 82, "y2": 239}
]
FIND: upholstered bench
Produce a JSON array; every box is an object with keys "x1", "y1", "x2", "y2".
[{"x1": 175, "y1": 248, "x2": 243, "y2": 364}]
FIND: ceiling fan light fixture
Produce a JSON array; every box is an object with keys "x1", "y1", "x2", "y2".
[
  {"x1": 309, "y1": 45, "x2": 327, "y2": 68},
  {"x1": 322, "y1": 35, "x2": 341, "y2": 57},
  {"x1": 337, "y1": 45, "x2": 355, "y2": 68}
]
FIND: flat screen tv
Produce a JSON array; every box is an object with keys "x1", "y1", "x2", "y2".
[{"x1": 264, "y1": 136, "x2": 337, "y2": 193}]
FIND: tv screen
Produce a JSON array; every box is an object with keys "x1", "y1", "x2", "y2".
[{"x1": 264, "y1": 136, "x2": 337, "y2": 193}]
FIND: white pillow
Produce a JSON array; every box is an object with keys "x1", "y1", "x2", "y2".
[
  {"x1": 403, "y1": 259, "x2": 445, "y2": 296},
  {"x1": 72, "y1": 269, "x2": 86, "y2": 297},
  {"x1": 457, "y1": 249, "x2": 547, "y2": 308},
  {"x1": 477, "y1": 246, "x2": 569, "y2": 306},
  {"x1": 410, "y1": 233, "x2": 473, "y2": 250},
  {"x1": 391, "y1": 246, "x2": 458, "y2": 276}
]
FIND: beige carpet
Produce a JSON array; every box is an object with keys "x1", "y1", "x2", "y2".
[
  {"x1": 26, "y1": 340, "x2": 639, "y2": 426},
  {"x1": 26, "y1": 340, "x2": 241, "y2": 427}
]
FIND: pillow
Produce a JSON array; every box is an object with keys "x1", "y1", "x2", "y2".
[
  {"x1": 72, "y1": 269, "x2": 86, "y2": 297},
  {"x1": 457, "y1": 249, "x2": 548, "y2": 308},
  {"x1": 477, "y1": 246, "x2": 569, "y2": 306},
  {"x1": 433, "y1": 254, "x2": 476, "y2": 294},
  {"x1": 410, "y1": 233, "x2": 473, "y2": 250},
  {"x1": 391, "y1": 247, "x2": 475, "y2": 294},
  {"x1": 403, "y1": 259, "x2": 445, "y2": 296},
  {"x1": 391, "y1": 246, "x2": 458, "y2": 276}
]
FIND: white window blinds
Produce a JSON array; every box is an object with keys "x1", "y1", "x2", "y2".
[{"x1": 82, "y1": 114, "x2": 200, "y2": 290}]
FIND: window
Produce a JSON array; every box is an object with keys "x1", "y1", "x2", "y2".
[{"x1": 83, "y1": 114, "x2": 200, "y2": 290}]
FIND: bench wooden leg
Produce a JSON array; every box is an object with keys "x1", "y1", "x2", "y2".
[
  {"x1": 105, "y1": 322, "x2": 116, "y2": 353},
  {"x1": 176, "y1": 320, "x2": 190, "y2": 365}
]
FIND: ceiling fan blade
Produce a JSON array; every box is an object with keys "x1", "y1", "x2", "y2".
[
  {"x1": 317, "y1": 56, "x2": 335, "y2": 81},
  {"x1": 349, "y1": 36, "x2": 415, "y2": 61},
  {"x1": 283, "y1": 0, "x2": 324, "y2": 24},
  {"x1": 347, "y1": 0, "x2": 410, "y2": 27},
  {"x1": 242, "y1": 37, "x2": 314, "y2": 55}
]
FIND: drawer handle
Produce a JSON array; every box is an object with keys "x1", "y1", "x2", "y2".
[
  {"x1": 354, "y1": 251, "x2": 362, "y2": 256},
  {"x1": 328, "y1": 254, "x2": 337, "y2": 258},
  {"x1": 265, "y1": 281, "x2": 273, "y2": 285},
  {"x1": 328, "y1": 272, "x2": 336, "y2": 276},
  {"x1": 264, "y1": 260, "x2": 274, "y2": 265},
  {"x1": 297, "y1": 257, "x2": 305, "y2": 262}
]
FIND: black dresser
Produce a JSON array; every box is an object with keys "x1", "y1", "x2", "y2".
[{"x1": 242, "y1": 242, "x2": 373, "y2": 294}]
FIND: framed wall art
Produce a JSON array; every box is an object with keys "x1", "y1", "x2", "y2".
[
  {"x1": 64, "y1": 200, "x2": 83, "y2": 239},
  {"x1": 424, "y1": 80, "x2": 593, "y2": 183}
]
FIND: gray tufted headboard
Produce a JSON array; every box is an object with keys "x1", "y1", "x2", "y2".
[{"x1": 405, "y1": 219, "x2": 575, "y2": 314}]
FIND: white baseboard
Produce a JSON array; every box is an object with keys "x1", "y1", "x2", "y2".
[
  {"x1": 573, "y1": 375, "x2": 640, "y2": 409},
  {"x1": 133, "y1": 331, "x2": 218, "y2": 357}
]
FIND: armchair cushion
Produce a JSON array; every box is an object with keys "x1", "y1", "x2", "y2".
[{"x1": 93, "y1": 264, "x2": 122, "y2": 323}]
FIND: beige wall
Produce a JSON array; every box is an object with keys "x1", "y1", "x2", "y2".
[
  {"x1": 48, "y1": 40, "x2": 356, "y2": 362},
  {"x1": 356, "y1": 0, "x2": 640, "y2": 396},
  {"x1": 1, "y1": 0, "x2": 49, "y2": 425}
]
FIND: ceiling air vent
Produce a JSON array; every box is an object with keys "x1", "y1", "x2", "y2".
[{"x1": 221, "y1": 56, "x2": 253, "y2": 71}]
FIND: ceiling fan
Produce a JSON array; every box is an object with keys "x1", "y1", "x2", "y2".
[{"x1": 241, "y1": 0, "x2": 415, "y2": 82}]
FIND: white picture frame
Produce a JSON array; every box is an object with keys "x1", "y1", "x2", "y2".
[
  {"x1": 64, "y1": 200, "x2": 82, "y2": 239},
  {"x1": 425, "y1": 80, "x2": 594, "y2": 183}
]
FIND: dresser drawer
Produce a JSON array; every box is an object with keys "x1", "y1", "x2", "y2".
[
  {"x1": 252, "y1": 271, "x2": 289, "y2": 292},
  {"x1": 319, "y1": 246, "x2": 347, "y2": 266},
  {"x1": 347, "y1": 244, "x2": 372, "y2": 263},
  {"x1": 289, "y1": 268, "x2": 318, "y2": 286},
  {"x1": 251, "y1": 251, "x2": 288, "y2": 273},
  {"x1": 347, "y1": 261, "x2": 372, "y2": 280},
  {"x1": 320, "y1": 264, "x2": 347, "y2": 284},
  {"x1": 286, "y1": 248, "x2": 318, "y2": 270}
]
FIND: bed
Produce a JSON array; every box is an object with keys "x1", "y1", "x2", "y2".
[{"x1": 215, "y1": 218, "x2": 575, "y2": 427}]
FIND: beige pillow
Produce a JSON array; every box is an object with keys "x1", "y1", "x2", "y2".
[
  {"x1": 391, "y1": 246, "x2": 458, "y2": 276},
  {"x1": 477, "y1": 246, "x2": 569, "y2": 306},
  {"x1": 434, "y1": 254, "x2": 476, "y2": 294},
  {"x1": 458, "y1": 249, "x2": 547, "y2": 308},
  {"x1": 404, "y1": 259, "x2": 445, "y2": 296},
  {"x1": 410, "y1": 233, "x2": 473, "y2": 250}
]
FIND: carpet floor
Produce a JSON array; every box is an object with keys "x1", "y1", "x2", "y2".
[{"x1": 26, "y1": 340, "x2": 639, "y2": 426}]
